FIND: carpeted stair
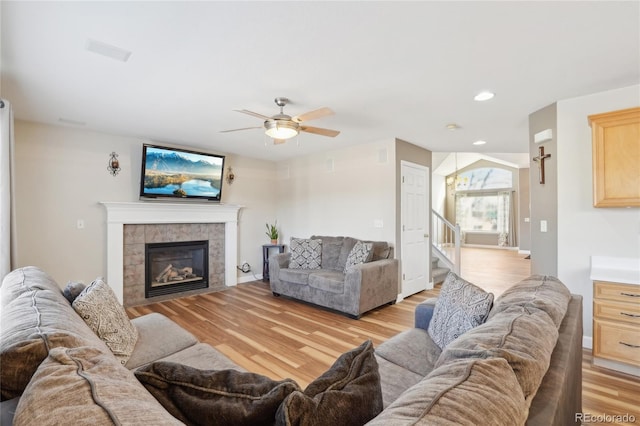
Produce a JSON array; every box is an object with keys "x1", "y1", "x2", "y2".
[{"x1": 431, "y1": 257, "x2": 450, "y2": 285}]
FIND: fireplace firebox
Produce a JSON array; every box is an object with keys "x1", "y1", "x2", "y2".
[{"x1": 145, "y1": 240, "x2": 208, "y2": 298}]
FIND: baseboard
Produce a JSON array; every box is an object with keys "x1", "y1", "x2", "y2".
[
  {"x1": 593, "y1": 356, "x2": 640, "y2": 376},
  {"x1": 237, "y1": 274, "x2": 263, "y2": 284},
  {"x1": 462, "y1": 243, "x2": 518, "y2": 251},
  {"x1": 582, "y1": 336, "x2": 593, "y2": 350},
  {"x1": 518, "y1": 249, "x2": 531, "y2": 255}
]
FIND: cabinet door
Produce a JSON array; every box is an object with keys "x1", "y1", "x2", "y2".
[
  {"x1": 588, "y1": 107, "x2": 640, "y2": 207},
  {"x1": 593, "y1": 319, "x2": 640, "y2": 367}
]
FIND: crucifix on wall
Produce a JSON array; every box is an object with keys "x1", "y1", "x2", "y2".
[{"x1": 532, "y1": 145, "x2": 551, "y2": 184}]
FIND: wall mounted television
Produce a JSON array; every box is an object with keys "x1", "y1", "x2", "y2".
[{"x1": 140, "y1": 144, "x2": 225, "y2": 202}]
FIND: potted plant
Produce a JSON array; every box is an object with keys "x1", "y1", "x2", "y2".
[{"x1": 265, "y1": 221, "x2": 279, "y2": 244}]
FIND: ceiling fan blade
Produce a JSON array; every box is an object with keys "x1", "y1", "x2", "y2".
[
  {"x1": 273, "y1": 139, "x2": 287, "y2": 145},
  {"x1": 294, "y1": 107, "x2": 334, "y2": 123},
  {"x1": 300, "y1": 125, "x2": 340, "y2": 137},
  {"x1": 233, "y1": 109, "x2": 271, "y2": 120},
  {"x1": 219, "y1": 126, "x2": 262, "y2": 133}
]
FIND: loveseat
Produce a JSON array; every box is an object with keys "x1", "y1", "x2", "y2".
[
  {"x1": 1, "y1": 267, "x2": 582, "y2": 425},
  {"x1": 269, "y1": 236, "x2": 399, "y2": 318}
]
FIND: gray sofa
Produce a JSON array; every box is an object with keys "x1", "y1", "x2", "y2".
[
  {"x1": 1, "y1": 267, "x2": 582, "y2": 425},
  {"x1": 269, "y1": 236, "x2": 399, "y2": 318},
  {"x1": 0, "y1": 267, "x2": 241, "y2": 425},
  {"x1": 371, "y1": 274, "x2": 583, "y2": 425}
]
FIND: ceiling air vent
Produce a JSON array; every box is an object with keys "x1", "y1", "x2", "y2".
[{"x1": 85, "y1": 39, "x2": 132, "y2": 62}]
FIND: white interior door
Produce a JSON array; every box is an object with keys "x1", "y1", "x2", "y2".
[{"x1": 401, "y1": 161, "x2": 431, "y2": 298}]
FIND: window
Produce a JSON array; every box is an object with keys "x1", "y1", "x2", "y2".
[
  {"x1": 455, "y1": 167, "x2": 512, "y2": 191},
  {"x1": 455, "y1": 192, "x2": 510, "y2": 232},
  {"x1": 453, "y1": 167, "x2": 513, "y2": 234}
]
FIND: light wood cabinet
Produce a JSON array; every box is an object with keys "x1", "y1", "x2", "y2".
[
  {"x1": 588, "y1": 107, "x2": 640, "y2": 207},
  {"x1": 593, "y1": 281, "x2": 640, "y2": 373}
]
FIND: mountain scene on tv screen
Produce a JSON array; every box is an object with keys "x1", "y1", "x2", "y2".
[{"x1": 143, "y1": 149, "x2": 223, "y2": 198}]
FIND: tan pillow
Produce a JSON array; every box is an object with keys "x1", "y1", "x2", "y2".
[
  {"x1": 488, "y1": 275, "x2": 571, "y2": 327},
  {"x1": 435, "y1": 305, "x2": 559, "y2": 402},
  {"x1": 367, "y1": 357, "x2": 527, "y2": 426},
  {"x1": 13, "y1": 347, "x2": 182, "y2": 426},
  {"x1": 73, "y1": 278, "x2": 138, "y2": 365},
  {"x1": 0, "y1": 267, "x2": 110, "y2": 400}
]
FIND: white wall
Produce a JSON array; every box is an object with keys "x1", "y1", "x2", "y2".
[
  {"x1": 556, "y1": 84, "x2": 640, "y2": 348},
  {"x1": 275, "y1": 139, "x2": 396, "y2": 245},
  {"x1": 431, "y1": 174, "x2": 446, "y2": 216},
  {"x1": 13, "y1": 120, "x2": 277, "y2": 287}
]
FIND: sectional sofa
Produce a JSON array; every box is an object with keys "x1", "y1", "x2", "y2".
[{"x1": 1, "y1": 266, "x2": 582, "y2": 425}]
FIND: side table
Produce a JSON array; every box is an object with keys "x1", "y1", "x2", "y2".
[{"x1": 262, "y1": 244, "x2": 285, "y2": 282}]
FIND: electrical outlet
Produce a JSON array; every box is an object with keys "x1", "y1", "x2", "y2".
[
  {"x1": 540, "y1": 220, "x2": 547, "y2": 232},
  {"x1": 77, "y1": 219, "x2": 85, "y2": 229}
]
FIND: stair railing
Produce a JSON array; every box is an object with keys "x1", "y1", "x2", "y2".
[{"x1": 432, "y1": 210, "x2": 461, "y2": 275}]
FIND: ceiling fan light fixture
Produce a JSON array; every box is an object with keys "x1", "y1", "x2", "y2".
[{"x1": 265, "y1": 120, "x2": 299, "y2": 140}]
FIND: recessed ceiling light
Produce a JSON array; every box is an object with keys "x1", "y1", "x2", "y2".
[
  {"x1": 86, "y1": 39, "x2": 132, "y2": 62},
  {"x1": 474, "y1": 91, "x2": 495, "y2": 101},
  {"x1": 473, "y1": 140, "x2": 487, "y2": 145},
  {"x1": 446, "y1": 123, "x2": 461, "y2": 130}
]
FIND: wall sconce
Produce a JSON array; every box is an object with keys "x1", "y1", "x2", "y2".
[
  {"x1": 107, "y1": 152, "x2": 121, "y2": 176},
  {"x1": 226, "y1": 167, "x2": 235, "y2": 185}
]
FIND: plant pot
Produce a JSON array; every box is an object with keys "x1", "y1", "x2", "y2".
[{"x1": 270, "y1": 239, "x2": 278, "y2": 245}]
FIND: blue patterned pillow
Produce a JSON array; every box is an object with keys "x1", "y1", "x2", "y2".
[
  {"x1": 343, "y1": 241, "x2": 373, "y2": 273},
  {"x1": 428, "y1": 272, "x2": 494, "y2": 349},
  {"x1": 289, "y1": 238, "x2": 322, "y2": 270}
]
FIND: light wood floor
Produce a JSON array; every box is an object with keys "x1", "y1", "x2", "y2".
[
  {"x1": 127, "y1": 248, "x2": 639, "y2": 425},
  {"x1": 458, "y1": 246, "x2": 532, "y2": 296}
]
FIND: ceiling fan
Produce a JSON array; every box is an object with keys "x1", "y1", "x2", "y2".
[{"x1": 221, "y1": 97, "x2": 340, "y2": 144}]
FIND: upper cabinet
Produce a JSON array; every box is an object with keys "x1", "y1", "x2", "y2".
[{"x1": 588, "y1": 107, "x2": 640, "y2": 207}]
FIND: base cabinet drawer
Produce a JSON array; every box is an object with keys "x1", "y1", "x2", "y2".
[
  {"x1": 593, "y1": 319, "x2": 640, "y2": 367},
  {"x1": 594, "y1": 299, "x2": 640, "y2": 324},
  {"x1": 594, "y1": 281, "x2": 640, "y2": 303}
]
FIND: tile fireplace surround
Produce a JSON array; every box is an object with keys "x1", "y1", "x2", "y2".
[{"x1": 101, "y1": 202, "x2": 241, "y2": 304}]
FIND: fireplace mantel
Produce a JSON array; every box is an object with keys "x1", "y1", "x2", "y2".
[{"x1": 101, "y1": 202, "x2": 242, "y2": 303}]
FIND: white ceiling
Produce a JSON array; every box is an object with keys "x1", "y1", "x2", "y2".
[{"x1": 2, "y1": 1, "x2": 638, "y2": 162}]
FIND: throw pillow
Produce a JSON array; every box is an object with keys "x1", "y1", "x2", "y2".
[
  {"x1": 343, "y1": 240, "x2": 373, "y2": 273},
  {"x1": 13, "y1": 347, "x2": 182, "y2": 426},
  {"x1": 135, "y1": 362, "x2": 300, "y2": 426},
  {"x1": 0, "y1": 267, "x2": 112, "y2": 400},
  {"x1": 427, "y1": 272, "x2": 494, "y2": 349},
  {"x1": 366, "y1": 357, "x2": 527, "y2": 426},
  {"x1": 62, "y1": 281, "x2": 86, "y2": 304},
  {"x1": 275, "y1": 340, "x2": 383, "y2": 426},
  {"x1": 72, "y1": 278, "x2": 138, "y2": 365},
  {"x1": 289, "y1": 238, "x2": 322, "y2": 270}
]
